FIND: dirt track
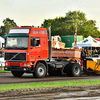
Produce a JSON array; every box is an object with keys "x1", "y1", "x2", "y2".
[
  {"x1": 0, "y1": 72, "x2": 100, "y2": 84},
  {"x1": 1, "y1": 73, "x2": 100, "y2": 99},
  {"x1": 1, "y1": 85, "x2": 100, "y2": 100}
]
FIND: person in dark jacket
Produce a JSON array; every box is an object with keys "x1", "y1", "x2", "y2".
[
  {"x1": 98, "y1": 48, "x2": 100, "y2": 57},
  {"x1": 81, "y1": 48, "x2": 86, "y2": 60},
  {"x1": 35, "y1": 40, "x2": 40, "y2": 46},
  {"x1": 80, "y1": 48, "x2": 86, "y2": 67}
]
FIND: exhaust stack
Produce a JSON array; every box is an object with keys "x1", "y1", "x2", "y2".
[{"x1": 49, "y1": 26, "x2": 52, "y2": 61}]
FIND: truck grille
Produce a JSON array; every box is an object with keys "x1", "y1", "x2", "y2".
[
  {"x1": 5, "y1": 52, "x2": 26, "y2": 61},
  {"x1": 10, "y1": 62, "x2": 20, "y2": 66}
]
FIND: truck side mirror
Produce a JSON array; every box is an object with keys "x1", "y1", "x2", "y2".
[{"x1": 31, "y1": 38, "x2": 35, "y2": 46}]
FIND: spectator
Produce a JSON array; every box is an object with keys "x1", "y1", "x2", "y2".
[
  {"x1": 81, "y1": 48, "x2": 86, "y2": 60},
  {"x1": 92, "y1": 50, "x2": 95, "y2": 57},
  {"x1": 35, "y1": 40, "x2": 40, "y2": 46},
  {"x1": 80, "y1": 48, "x2": 86, "y2": 67},
  {"x1": 1, "y1": 48, "x2": 4, "y2": 57},
  {"x1": 98, "y1": 48, "x2": 100, "y2": 57},
  {"x1": 94, "y1": 48, "x2": 98, "y2": 57},
  {"x1": 84, "y1": 48, "x2": 87, "y2": 56},
  {"x1": 87, "y1": 49, "x2": 91, "y2": 57},
  {"x1": 0, "y1": 48, "x2": 2, "y2": 57}
]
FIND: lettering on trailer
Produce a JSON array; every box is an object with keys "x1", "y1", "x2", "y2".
[
  {"x1": 52, "y1": 50, "x2": 75, "y2": 54},
  {"x1": 32, "y1": 31, "x2": 47, "y2": 34},
  {"x1": 52, "y1": 50, "x2": 80, "y2": 58}
]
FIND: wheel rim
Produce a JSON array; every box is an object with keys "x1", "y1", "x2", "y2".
[
  {"x1": 37, "y1": 67, "x2": 44, "y2": 76},
  {"x1": 74, "y1": 66, "x2": 80, "y2": 75}
]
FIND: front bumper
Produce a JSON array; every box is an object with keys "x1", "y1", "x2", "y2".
[{"x1": 4, "y1": 66, "x2": 33, "y2": 72}]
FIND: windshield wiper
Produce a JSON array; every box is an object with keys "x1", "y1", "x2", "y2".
[
  {"x1": 13, "y1": 46, "x2": 19, "y2": 48},
  {"x1": 5, "y1": 46, "x2": 13, "y2": 49},
  {"x1": 9, "y1": 46, "x2": 21, "y2": 50},
  {"x1": 5, "y1": 46, "x2": 28, "y2": 50},
  {"x1": 20, "y1": 47, "x2": 28, "y2": 50}
]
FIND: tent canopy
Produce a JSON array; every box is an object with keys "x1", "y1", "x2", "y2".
[{"x1": 72, "y1": 36, "x2": 100, "y2": 47}]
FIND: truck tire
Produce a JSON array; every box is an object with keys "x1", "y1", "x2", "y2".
[
  {"x1": 11, "y1": 71, "x2": 24, "y2": 77},
  {"x1": 71, "y1": 63, "x2": 81, "y2": 77},
  {"x1": 33, "y1": 63, "x2": 46, "y2": 78},
  {"x1": 65, "y1": 63, "x2": 81, "y2": 77}
]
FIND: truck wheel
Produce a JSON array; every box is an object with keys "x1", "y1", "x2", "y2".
[
  {"x1": 71, "y1": 63, "x2": 81, "y2": 77},
  {"x1": 33, "y1": 63, "x2": 46, "y2": 78},
  {"x1": 11, "y1": 71, "x2": 24, "y2": 77}
]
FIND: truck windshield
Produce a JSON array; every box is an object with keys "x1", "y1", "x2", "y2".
[{"x1": 5, "y1": 37, "x2": 28, "y2": 50}]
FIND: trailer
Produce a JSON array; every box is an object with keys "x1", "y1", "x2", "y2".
[{"x1": 4, "y1": 26, "x2": 81, "y2": 78}]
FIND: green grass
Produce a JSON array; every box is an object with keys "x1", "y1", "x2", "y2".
[
  {"x1": 0, "y1": 69, "x2": 10, "y2": 73},
  {"x1": 1, "y1": 80, "x2": 100, "y2": 91},
  {"x1": 0, "y1": 70, "x2": 11, "y2": 73},
  {"x1": 0, "y1": 66, "x2": 10, "y2": 72}
]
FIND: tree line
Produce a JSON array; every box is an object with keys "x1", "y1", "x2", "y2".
[
  {"x1": 0, "y1": 11, "x2": 100, "y2": 38},
  {"x1": 0, "y1": 18, "x2": 17, "y2": 36}
]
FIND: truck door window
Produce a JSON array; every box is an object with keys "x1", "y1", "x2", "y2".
[
  {"x1": 35, "y1": 38, "x2": 40, "y2": 47},
  {"x1": 31, "y1": 38, "x2": 40, "y2": 47}
]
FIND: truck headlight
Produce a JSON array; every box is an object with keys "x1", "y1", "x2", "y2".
[
  {"x1": 23, "y1": 63, "x2": 27, "y2": 66},
  {"x1": 5, "y1": 62, "x2": 8, "y2": 66}
]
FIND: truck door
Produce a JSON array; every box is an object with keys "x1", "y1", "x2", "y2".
[
  {"x1": 41, "y1": 37, "x2": 48, "y2": 58},
  {"x1": 30, "y1": 37, "x2": 42, "y2": 61}
]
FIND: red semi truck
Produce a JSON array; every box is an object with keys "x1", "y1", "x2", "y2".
[{"x1": 4, "y1": 26, "x2": 81, "y2": 78}]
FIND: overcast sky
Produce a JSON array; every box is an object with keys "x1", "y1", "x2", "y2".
[{"x1": 0, "y1": 0, "x2": 100, "y2": 30}]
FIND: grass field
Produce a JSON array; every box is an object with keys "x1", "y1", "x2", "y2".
[
  {"x1": 0, "y1": 65, "x2": 11, "y2": 73},
  {"x1": 0, "y1": 69, "x2": 10, "y2": 73},
  {"x1": 0, "y1": 79, "x2": 100, "y2": 91}
]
